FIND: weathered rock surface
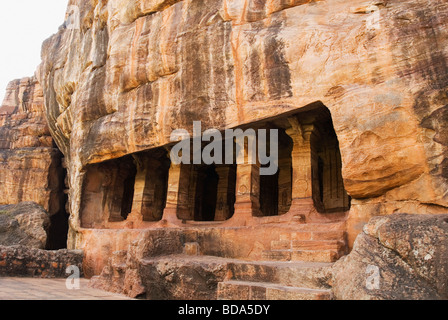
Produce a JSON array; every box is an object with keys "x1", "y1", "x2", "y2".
[
  {"x1": 0, "y1": 77, "x2": 65, "y2": 216},
  {"x1": 34, "y1": 0, "x2": 448, "y2": 253},
  {"x1": 331, "y1": 213, "x2": 448, "y2": 300},
  {"x1": 1, "y1": 0, "x2": 447, "y2": 299},
  {"x1": 0, "y1": 202, "x2": 50, "y2": 249},
  {"x1": 0, "y1": 77, "x2": 69, "y2": 249}
]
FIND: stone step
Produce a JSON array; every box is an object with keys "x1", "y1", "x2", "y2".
[
  {"x1": 278, "y1": 222, "x2": 346, "y2": 233},
  {"x1": 311, "y1": 230, "x2": 347, "y2": 241},
  {"x1": 279, "y1": 230, "x2": 346, "y2": 241},
  {"x1": 262, "y1": 249, "x2": 340, "y2": 263},
  {"x1": 138, "y1": 255, "x2": 334, "y2": 299},
  {"x1": 291, "y1": 250, "x2": 340, "y2": 263},
  {"x1": 262, "y1": 250, "x2": 292, "y2": 261},
  {"x1": 292, "y1": 240, "x2": 345, "y2": 251},
  {"x1": 271, "y1": 240, "x2": 345, "y2": 251},
  {"x1": 183, "y1": 242, "x2": 201, "y2": 256},
  {"x1": 271, "y1": 240, "x2": 291, "y2": 250},
  {"x1": 218, "y1": 280, "x2": 332, "y2": 300},
  {"x1": 227, "y1": 260, "x2": 332, "y2": 289}
]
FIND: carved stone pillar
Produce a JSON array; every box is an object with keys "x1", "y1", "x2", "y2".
[
  {"x1": 126, "y1": 156, "x2": 147, "y2": 223},
  {"x1": 128, "y1": 155, "x2": 168, "y2": 222},
  {"x1": 189, "y1": 167, "x2": 201, "y2": 221},
  {"x1": 316, "y1": 139, "x2": 350, "y2": 212},
  {"x1": 234, "y1": 162, "x2": 261, "y2": 219},
  {"x1": 107, "y1": 163, "x2": 129, "y2": 222},
  {"x1": 286, "y1": 118, "x2": 316, "y2": 211},
  {"x1": 162, "y1": 162, "x2": 191, "y2": 223}
]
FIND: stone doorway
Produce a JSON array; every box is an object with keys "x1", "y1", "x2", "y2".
[
  {"x1": 282, "y1": 103, "x2": 351, "y2": 217},
  {"x1": 80, "y1": 155, "x2": 137, "y2": 228},
  {"x1": 131, "y1": 149, "x2": 171, "y2": 222}
]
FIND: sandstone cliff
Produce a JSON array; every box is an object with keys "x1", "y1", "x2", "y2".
[
  {"x1": 35, "y1": 0, "x2": 448, "y2": 249},
  {"x1": 0, "y1": 77, "x2": 62, "y2": 212},
  {"x1": 0, "y1": 77, "x2": 68, "y2": 249},
  {"x1": 0, "y1": 0, "x2": 446, "y2": 300}
]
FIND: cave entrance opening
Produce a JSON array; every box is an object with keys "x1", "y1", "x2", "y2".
[
  {"x1": 179, "y1": 163, "x2": 237, "y2": 222},
  {"x1": 309, "y1": 107, "x2": 351, "y2": 213},
  {"x1": 80, "y1": 148, "x2": 171, "y2": 228},
  {"x1": 79, "y1": 154, "x2": 136, "y2": 226},
  {"x1": 79, "y1": 103, "x2": 350, "y2": 229},
  {"x1": 46, "y1": 147, "x2": 69, "y2": 250}
]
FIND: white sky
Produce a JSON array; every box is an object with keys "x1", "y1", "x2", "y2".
[{"x1": 0, "y1": 1, "x2": 68, "y2": 103}]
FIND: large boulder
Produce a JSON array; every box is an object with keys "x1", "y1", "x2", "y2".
[
  {"x1": 0, "y1": 202, "x2": 50, "y2": 249},
  {"x1": 331, "y1": 213, "x2": 448, "y2": 300}
]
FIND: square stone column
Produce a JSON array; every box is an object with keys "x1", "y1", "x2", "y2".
[
  {"x1": 126, "y1": 157, "x2": 148, "y2": 223},
  {"x1": 315, "y1": 140, "x2": 350, "y2": 212},
  {"x1": 233, "y1": 162, "x2": 261, "y2": 219},
  {"x1": 286, "y1": 118, "x2": 316, "y2": 211},
  {"x1": 162, "y1": 162, "x2": 191, "y2": 223},
  {"x1": 128, "y1": 155, "x2": 168, "y2": 223}
]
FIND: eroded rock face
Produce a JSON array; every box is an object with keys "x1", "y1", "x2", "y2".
[
  {"x1": 0, "y1": 77, "x2": 65, "y2": 216},
  {"x1": 0, "y1": 202, "x2": 50, "y2": 249},
  {"x1": 0, "y1": 77, "x2": 70, "y2": 249},
  {"x1": 0, "y1": 1, "x2": 446, "y2": 298},
  {"x1": 35, "y1": 0, "x2": 448, "y2": 251},
  {"x1": 331, "y1": 213, "x2": 448, "y2": 300}
]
